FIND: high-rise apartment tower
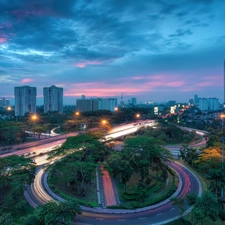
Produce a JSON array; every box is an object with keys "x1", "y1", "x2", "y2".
[
  {"x1": 43, "y1": 85, "x2": 63, "y2": 113},
  {"x1": 14, "y1": 86, "x2": 36, "y2": 116}
]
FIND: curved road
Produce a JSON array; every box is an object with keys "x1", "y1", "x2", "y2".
[{"x1": 28, "y1": 160, "x2": 201, "y2": 225}]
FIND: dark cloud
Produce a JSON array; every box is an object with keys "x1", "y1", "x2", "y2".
[{"x1": 0, "y1": 0, "x2": 224, "y2": 103}]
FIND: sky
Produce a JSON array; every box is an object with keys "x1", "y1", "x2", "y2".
[{"x1": 0, "y1": 0, "x2": 225, "y2": 105}]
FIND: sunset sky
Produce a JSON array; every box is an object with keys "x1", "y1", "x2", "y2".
[{"x1": 0, "y1": 0, "x2": 225, "y2": 104}]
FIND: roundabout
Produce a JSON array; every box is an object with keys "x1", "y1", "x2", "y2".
[{"x1": 25, "y1": 160, "x2": 202, "y2": 225}]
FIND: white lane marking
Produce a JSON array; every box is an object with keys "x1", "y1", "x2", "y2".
[
  {"x1": 170, "y1": 208, "x2": 175, "y2": 211},
  {"x1": 117, "y1": 219, "x2": 126, "y2": 221},
  {"x1": 138, "y1": 217, "x2": 146, "y2": 219},
  {"x1": 96, "y1": 218, "x2": 104, "y2": 220},
  {"x1": 157, "y1": 213, "x2": 162, "y2": 216}
]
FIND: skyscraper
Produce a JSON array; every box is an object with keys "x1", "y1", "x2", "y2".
[
  {"x1": 43, "y1": 85, "x2": 63, "y2": 113},
  {"x1": 14, "y1": 86, "x2": 36, "y2": 116}
]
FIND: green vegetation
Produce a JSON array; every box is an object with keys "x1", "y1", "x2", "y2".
[
  {"x1": 0, "y1": 155, "x2": 36, "y2": 224},
  {"x1": 138, "y1": 124, "x2": 199, "y2": 144},
  {"x1": 107, "y1": 136, "x2": 176, "y2": 208},
  {"x1": 48, "y1": 134, "x2": 109, "y2": 206},
  {"x1": 20, "y1": 200, "x2": 81, "y2": 225}
]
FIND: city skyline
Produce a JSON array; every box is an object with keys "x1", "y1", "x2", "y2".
[{"x1": 0, "y1": 0, "x2": 225, "y2": 104}]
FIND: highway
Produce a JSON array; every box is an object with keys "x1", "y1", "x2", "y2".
[
  {"x1": 27, "y1": 161, "x2": 201, "y2": 225},
  {"x1": 1, "y1": 121, "x2": 203, "y2": 224}
]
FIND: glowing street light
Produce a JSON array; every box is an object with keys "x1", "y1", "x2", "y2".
[
  {"x1": 114, "y1": 107, "x2": 118, "y2": 111},
  {"x1": 75, "y1": 111, "x2": 80, "y2": 116},
  {"x1": 7, "y1": 106, "x2": 11, "y2": 111},
  {"x1": 136, "y1": 113, "x2": 140, "y2": 118},
  {"x1": 102, "y1": 120, "x2": 107, "y2": 125},
  {"x1": 31, "y1": 115, "x2": 38, "y2": 121}
]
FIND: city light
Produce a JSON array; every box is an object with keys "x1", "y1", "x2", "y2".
[
  {"x1": 75, "y1": 111, "x2": 80, "y2": 116},
  {"x1": 102, "y1": 120, "x2": 107, "y2": 125}
]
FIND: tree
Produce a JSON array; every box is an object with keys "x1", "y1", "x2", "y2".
[
  {"x1": 123, "y1": 136, "x2": 173, "y2": 180},
  {"x1": 0, "y1": 213, "x2": 15, "y2": 225},
  {"x1": 193, "y1": 191, "x2": 219, "y2": 225},
  {"x1": 21, "y1": 200, "x2": 81, "y2": 225},
  {"x1": 0, "y1": 155, "x2": 36, "y2": 207},
  {"x1": 171, "y1": 196, "x2": 185, "y2": 219},
  {"x1": 179, "y1": 145, "x2": 198, "y2": 165}
]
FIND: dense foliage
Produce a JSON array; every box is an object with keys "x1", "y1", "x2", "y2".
[
  {"x1": 20, "y1": 200, "x2": 81, "y2": 225},
  {"x1": 48, "y1": 134, "x2": 109, "y2": 198},
  {"x1": 0, "y1": 156, "x2": 36, "y2": 223},
  {"x1": 138, "y1": 124, "x2": 198, "y2": 144},
  {"x1": 107, "y1": 136, "x2": 173, "y2": 188}
]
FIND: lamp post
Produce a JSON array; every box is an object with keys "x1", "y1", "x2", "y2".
[
  {"x1": 221, "y1": 137, "x2": 225, "y2": 209},
  {"x1": 75, "y1": 111, "x2": 80, "y2": 117},
  {"x1": 31, "y1": 114, "x2": 38, "y2": 139},
  {"x1": 102, "y1": 120, "x2": 107, "y2": 136}
]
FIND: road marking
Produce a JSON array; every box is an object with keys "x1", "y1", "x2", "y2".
[
  {"x1": 170, "y1": 208, "x2": 175, "y2": 211},
  {"x1": 138, "y1": 217, "x2": 146, "y2": 220},
  {"x1": 117, "y1": 219, "x2": 126, "y2": 221},
  {"x1": 96, "y1": 218, "x2": 104, "y2": 220},
  {"x1": 157, "y1": 213, "x2": 162, "y2": 216}
]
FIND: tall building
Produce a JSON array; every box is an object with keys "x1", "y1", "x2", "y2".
[
  {"x1": 198, "y1": 98, "x2": 208, "y2": 111},
  {"x1": 194, "y1": 94, "x2": 199, "y2": 105},
  {"x1": 131, "y1": 97, "x2": 137, "y2": 105},
  {"x1": 198, "y1": 97, "x2": 219, "y2": 111},
  {"x1": 76, "y1": 97, "x2": 117, "y2": 112},
  {"x1": 208, "y1": 98, "x2": 219, "y2": 111},
  {"x1": 76, "y1": 99, "x2": 93, "y2": 112},
  {"x1": 43, "y1": 85, "x2": 63, "y2": 113},
  {"x1": 0, "y1": 97, "x2": 10, "y2": 107},
  {"x1": 14, "y1": 86, "x2": 36, "y2": 116}
]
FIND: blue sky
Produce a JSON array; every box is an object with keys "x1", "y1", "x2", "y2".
[{"x1": 0, "y1": 0, "x2": 225, "y2": 105}]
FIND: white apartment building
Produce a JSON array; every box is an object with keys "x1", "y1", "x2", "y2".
[
  {"x1": 76, "y1": 97, "x2": 117, "y2": 112},
  {"x1": 43, "y1": 85, "x2": 63, "y2": 113},
  {"x1": 198, "y1": 97, "x2": 219, "y2": 111},
  {"x1": 14, "y1": 86, "x2": 36, "y2": 116}
]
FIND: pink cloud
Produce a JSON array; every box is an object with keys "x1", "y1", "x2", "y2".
[
  {"x1": 21, "y1": 78, "x2": 33, "y2": 83},
  {"x1": 65, "y1": 81, "x2": 146, "y2": 97},
  {"x1": 0, "y1": 37, "x2": 6, "y2": 43},
  {"x1": 74, "y1": 60, "x2": 105, "y2": 68}
]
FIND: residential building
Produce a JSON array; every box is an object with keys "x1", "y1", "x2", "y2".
[
  {"x1": 198, "y1": 98, "x2": 208, "y2": 111},
  {"x1": 198, "y1": 97, "x2": 219, "y2": 111},
  {"x1": 0, "y1": 97, "x2": 10, "y2": 107},
  {"x1": 14, "y1": 86, "x2": 36, "y2": 116},
  {"x1": 76, "y1": 99, "x2": 93, "y2": 112},
  {"x1": 131, "y1": 97, "x2": 137, "y2": 105},
  {"x1": 43, "y1": 85, "x2": 63, "y2": 113},
  {"x1": 76, "y1": 97, "x2": 117, "y2": 112},
  {"x1": 208, "y1": 98, "x2": 219, "y2": 111},
  {"x1": 194, "y1": 94, "x2": 199, "y2": 105}
]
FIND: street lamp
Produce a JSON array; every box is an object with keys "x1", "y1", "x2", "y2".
[
  {"x1": 114, "y1": 107, "x2": 118, "y2": 112},
  {"x1": 221, "y1": 137, "x2": 225, "y2": 209},
  {"x1": 75, "y1": 111, "x2": 80, "y2": 116},
  {"x1": 101, "y1": 120, "x2": 107, "y2": 136},
  {"x1": 31, "y1": 114, "x2": 38, "y2": 139},
  {"x1": 221, "y1": 114, "x2": 225, "y2": 131}
]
